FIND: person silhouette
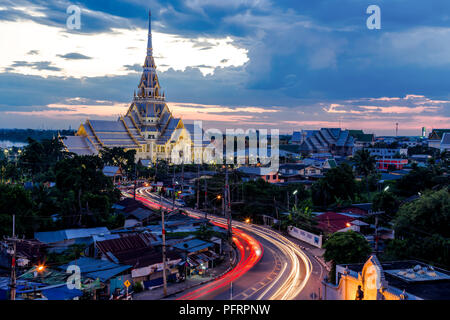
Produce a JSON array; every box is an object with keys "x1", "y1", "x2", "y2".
[{"x1": 356, "y1": 285, "x2": 364, "y2": 300}]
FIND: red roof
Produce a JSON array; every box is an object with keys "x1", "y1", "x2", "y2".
[{"x1": 316, "y1": 212, "x2": 356, "y2": 234}]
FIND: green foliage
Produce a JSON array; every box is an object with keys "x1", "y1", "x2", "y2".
[
  {"x1": 99, "y1": 147, "x2": 136, "y2": 178},
  {"x1": 373, "y1": 191, "x2": 400, "y2": 216},
  {"x1": 46, "y1": 244, "x2": 87, "y2": 265},
  {"x1": 133, "y1": 281, "x2": 144, "y2": 293},
  {"x1": 353, "y1": 149, "x2": 377, "y2": 177},
  {"x1": 395, "y1": 164, "x2": 447, "y2": 197},
  {"x1": 323, "y1": 231, "x2": 372, "y2": 283},
  {"x1": 311, "y1": 164, "x2": 356, "y2": 207},
  {"x1": 195, "y1": 223, "x2": 215, "y2": 241},
  {"x1": 54, "y1": 155, "x2": 121, "y2": 227},
  {"x1": 0, "y1": 184, "x2": 36, "y2": 238},
  {"x1": 0, "y1": 129, "x2": 74, "y2": 143},
  {"x1": 384, "y1": 188, "x2": 450, "y2": 267},
  {"x1": 19, "y1": 137, "x2": 68, "y2": 180}
]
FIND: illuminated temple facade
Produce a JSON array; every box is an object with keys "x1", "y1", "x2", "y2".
[{"x1": 63, "y1": 11, "x2": 192, "y2": 162}]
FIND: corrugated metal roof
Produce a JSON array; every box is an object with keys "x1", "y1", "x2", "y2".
[
  {"x1": 58, "y1": 257, "x2": 131, "y2": 282},
  {"x1": 35, "y1": 227, "x2": 110, "y2": 243}
]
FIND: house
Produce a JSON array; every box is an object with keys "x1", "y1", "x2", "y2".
[
  {"x1": 279, "y1": 163, "x2": 322, "y2": 178},
  {"x1": 0, "y1": 239, "x2": 46, "y2": 269},
  {"x1": 9, "y1": 266, "x2": 87, "y2": 300},
  {"x1": 102, "y1": 166, "x2": 124, "y2": 183},
  {"x1": 172, "y1": 239, "x2": 219, "y2": 276},
  {"x1": 323, "y1": 255, "x2": 450, "y2": 300},
  {"x1": 440, "y1": 133, "x2": 450, "y2": 152},
  {"x1": 377, "y1": 158, "x2": 409, "y2": 170},
  {"x1": 349, "y1": 130, "x2": 375, "y2": 151},
  {"x1": 237, "y1": 166, "x2": 280, "y2": 183},
  {"x1": 34, "y1": 227, "x2": 110, "y2": 253},
  {"x1": 58, "y1": 257, "x2": 132, "y2": 297},
  {"x1": 299, "y1": 128, "x2": 355, "y2": 157},
  {"x1": 0, "y1": 277, "x2": 83, "y2": 300},
  {"x1": 428, "y1": 129, "x2": 450, "y2": 149},
  {"x1": 93, "y1": 233, "x2": 182, "y2": 288},
  {"x1": 366, "y1": 147, "x2": 408, "y2": 158},
  {"x1": 315, "y1": 212, "x2": 357, "y2": 234},
  {"x1": 114, "y1": 198, "x2": 158, "y2": 227}
]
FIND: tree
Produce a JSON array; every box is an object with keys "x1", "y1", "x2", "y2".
[
  {"x1": 55, "y1": 155, "x2": 120, "y2": 227},
  {"x1": 353, "y1": 149, "x2": 377, "y2": 200},
  {"x1": 395, "y1": 164, "x2": 446, "y2": 197},
  {"x1": 100, "y1": 147, "x2": 136, "y2": 178},
  {"x1": 312, "y1": 164, "x2": 357, "y2": 207},
  {"x1": 323, "y1": 231, "x2": 372, "y2": 283},
  {"x1": 0, "y1": 184, "x2": 36, "y2": 238},
  {"x1": 387, "y1": 188, "x2": 450, "y2": 268},
  {"x1": 18, "y1": 137, "x2": 67, "y2": 180},
  {"x1": 354, "y1": 149, "x2": 377, "y2": 177},
  {"x1": 373, "y1": 191, "x2": 399, "y2": 216}
]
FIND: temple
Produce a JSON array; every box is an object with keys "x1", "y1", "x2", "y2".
[{"x1": 63, "y1": 11, "x2": 193, "y2": 162}]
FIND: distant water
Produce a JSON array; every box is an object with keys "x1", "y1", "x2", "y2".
[{"x1": 0, "y1": 140, "x2": 27, "y2": 148}]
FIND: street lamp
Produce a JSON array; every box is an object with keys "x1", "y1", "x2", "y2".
[
  {"x1": 293, "y1": 190, "x2": 298, "y2": 208},
  {"x1": 383, "y1": 185, "x2": 390, "y2": 192}
]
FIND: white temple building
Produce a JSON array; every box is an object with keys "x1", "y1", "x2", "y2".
[{"x1": 63, "y1": 11, "x2": 194, "y2": 162}]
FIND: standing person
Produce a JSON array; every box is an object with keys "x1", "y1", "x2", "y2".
[{"x1": 356, "y1": 285, "x2": 364, "y2": 300}]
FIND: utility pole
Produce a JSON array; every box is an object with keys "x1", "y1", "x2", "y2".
[
  {"x1": 196, "y1": 164, "x2": 200, "y2": 210},
  {"x1": 172, "y1": 165, "x2": 175, "y2": 211},
  {"x1": 161, "y1": 193, "x2": 168, "y2": 297},
  {"x1": 133, "y1": 163, "x2": 137, "y2": 200},
  {"x1": 225, "y1": 166, "x2": 232, "y2": 241},
  {"x1": 9, "y1": 214, "x2": 16, "y2": 301},
  {"x1": 181, "y1": 160, "x2": 184, "y2": 194},
  {"x1": 287, "y1": 191, "x2": 290, "y2": 211},
  {"x1": 204, "y1": 178, "x2": 207, "y2": 212},
  {"x1": 374, "y1": 216, "x2": 379, "y2": 254}
]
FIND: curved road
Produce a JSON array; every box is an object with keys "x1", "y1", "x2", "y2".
[{"x1": 135, "y1": 187, "x2": 325, "y2": 300}]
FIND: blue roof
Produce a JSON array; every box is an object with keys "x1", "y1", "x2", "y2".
[
  {"x1": 42, "y1": 285, "x2": 83, "y2": 300},
  {"x1": 172, "y1": 239, "x2": 214, "y2": 253},
  {"x1": 58, "y1": 257, "x2": 131, "y2": 282},
  {"x1": 35, "y1": 227, "x2": 110, "y2": 243}
]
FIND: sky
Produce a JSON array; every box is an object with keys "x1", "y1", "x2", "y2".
[{"x1": 0, "y1": 0, "x2": 449, "y2": 136}]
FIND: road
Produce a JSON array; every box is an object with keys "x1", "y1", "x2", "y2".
[{"x1": 134, "y1": 187, "x2": 325, "y2": 300}]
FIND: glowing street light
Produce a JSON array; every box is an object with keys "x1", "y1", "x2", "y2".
[{"x1": 36, "y1": 265, "x2": 46, "y2": 272}]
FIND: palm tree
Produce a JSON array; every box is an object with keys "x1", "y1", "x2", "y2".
[{"x1": 353, "y1": 149, "x2": 377, "y2": 200}]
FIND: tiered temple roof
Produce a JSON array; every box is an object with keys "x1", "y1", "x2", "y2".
[
  {"x1": 63, "y1": 10, "x2": 187, "y2": 160},
  {"x1": 299, "y1": 128, "x2": 355, "y2": 156}
]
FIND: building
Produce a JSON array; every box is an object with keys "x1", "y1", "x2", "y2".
[
  {"x1": 34, "y1": 227, "x2": 110, "y2": 253},
  {"x1": 279, "y1": 163, "x2": 322, "y2": 178},
  {"x1": 323, "y1": 255, "x2": 450, "y2": 300},
  {"x1": 299, "y1": 128, "x2": 355, "y2": 156},
  {"x1": 428, "y1": 129, "x2": 450, "y2": 149},
  {"x1": 237, "y1": 166, "x2": 280, "y2": 183},
  {"x1": 102, "y1": 166, "x2": 124, "y2": 183},
  {"x1": 62, "y1": 11, "x2": 192, "y2": 162},
  {"x1": 366, "y1": 147, "x2": 408, "y2": 158},
  {"x1": 377, "y1": 158, "x2": 409, "y2": 170},
  {"x1": 58, "y1": 257, "x2": 132, "y2": 297},
  {"x1": 349, "y1": 130, "x2": 375, "y2": 151},
  {"x1": 439, "y1": 133, "x2": 450, "y2": 152}
]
